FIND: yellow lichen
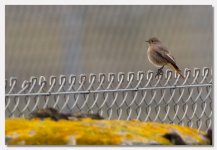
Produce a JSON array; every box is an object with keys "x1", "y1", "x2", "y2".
[{"x1": 5, "y1": 118, "x2": 208, "y2": 145}]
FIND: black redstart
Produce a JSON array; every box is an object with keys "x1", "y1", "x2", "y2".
[{"x1": 146, "y1": 37, "x2": 185, "y2": 79}]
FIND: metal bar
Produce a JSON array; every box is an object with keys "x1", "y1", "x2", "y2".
[{"x1": 5, "y1": 83, "x2": 212, "y2": 97}]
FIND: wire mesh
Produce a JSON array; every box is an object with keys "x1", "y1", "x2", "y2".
[{"x1": 5, "y1": 67, "x2": 212, "y2": 131}]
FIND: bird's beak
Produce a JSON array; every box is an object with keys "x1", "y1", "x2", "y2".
[{"x1": 145, "y1": 40, "x2": 149, "y2": 43}]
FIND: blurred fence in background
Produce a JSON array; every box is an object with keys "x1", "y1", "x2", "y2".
[
  {"x1": 6, "y1": 67, "x2": 212, "y2": 131},
  {"x1": 6, "y1": 6, "x2": 213, "y2": 81}
]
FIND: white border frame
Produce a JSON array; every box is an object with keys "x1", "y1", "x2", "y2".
[{"x1": 1, "y1": 1, "x2": 215, "y2": 150}]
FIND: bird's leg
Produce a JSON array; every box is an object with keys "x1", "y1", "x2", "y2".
[{"x1": 155, "y1": 65, "x2": 164, "y2": 78}]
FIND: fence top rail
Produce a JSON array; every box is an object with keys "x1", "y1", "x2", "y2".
[{"x1": 5, "y1": 67, "x2": 212, "y2": 96}]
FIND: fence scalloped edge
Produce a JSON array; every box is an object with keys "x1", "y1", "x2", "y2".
[{"x1": 5, "y1": 67, "x2": 213, "y2": 131}]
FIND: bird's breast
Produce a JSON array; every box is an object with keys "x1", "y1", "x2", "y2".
[{"x1": 147, "y1": 47, "x2": 163, "y2": 67}]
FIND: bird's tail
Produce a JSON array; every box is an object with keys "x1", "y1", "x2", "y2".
[
  {"x1": 176, "y1": 70, "x2": 185, "y2": 79},
  {"x1": 170, "y1": 63, "x2": 185, "y2": 79}
]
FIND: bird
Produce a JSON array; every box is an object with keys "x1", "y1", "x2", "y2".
[{"x1": 146, "y1": 37, "x2": 185, "y2": 79}]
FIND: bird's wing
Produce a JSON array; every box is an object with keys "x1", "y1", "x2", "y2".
[
  {"x1": 155, "y1": 45, "x2": 180, "y2": 71},
  {"x1": 155, "y1": 45, "x2": 185, "y2": 79},
  {"x1": 156, "y1": 45, "x2": 176, "y2": 64},
  {"x1": 157, "y1": 45, "x2": 169, "y2": 53}
]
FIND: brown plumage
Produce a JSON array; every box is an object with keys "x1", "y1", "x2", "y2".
[{"x1": 146, "y1": 37, "x2": 185, "y2": 79}]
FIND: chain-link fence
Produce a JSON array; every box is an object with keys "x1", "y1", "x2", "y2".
[{"x1": 5, "y1": 67, "x2": 212, "y2": 131}]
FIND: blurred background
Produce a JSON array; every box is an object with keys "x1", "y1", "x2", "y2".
[
  {"x1": 6, "y1": 5, "x2": 213, "y2": 81},
  {"x1": 5, "y1": 6, "x2": 213, "y2": 131}
]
